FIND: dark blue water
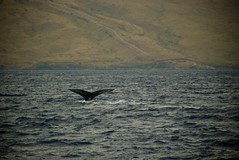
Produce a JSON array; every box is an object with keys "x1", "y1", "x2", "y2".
[{"x1": 0, "y1": 69, "x2": 239, "y2": 159}]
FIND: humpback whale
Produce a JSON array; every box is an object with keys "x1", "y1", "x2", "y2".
[{"x1": 70, "y1": 89, "x2": 114, "y2": 101}]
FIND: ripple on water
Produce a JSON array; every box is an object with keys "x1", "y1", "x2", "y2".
[{"x1": 1, "y1": 69, "x2": 238, "y2": 159}]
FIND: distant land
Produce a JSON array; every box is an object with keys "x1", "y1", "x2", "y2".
[{"x1": 0, "y1": 0, "x2": 239, "y2": 69}]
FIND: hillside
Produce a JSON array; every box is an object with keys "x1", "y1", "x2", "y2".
[{"x1": 0, "y1": 0, "x2": 239, "y2": 69}]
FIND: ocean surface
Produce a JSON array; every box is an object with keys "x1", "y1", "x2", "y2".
[{"x1": 0, "y1": 69, "x2": 239, "y2": 159}]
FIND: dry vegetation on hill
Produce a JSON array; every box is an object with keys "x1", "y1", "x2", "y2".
[{"x1": 0, "y1": 0, "x2": 239, "y2": 69}]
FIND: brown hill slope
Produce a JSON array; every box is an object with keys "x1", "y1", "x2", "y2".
[{"x1": 0, "y1": 0, "x2": 239, "y2": 69}]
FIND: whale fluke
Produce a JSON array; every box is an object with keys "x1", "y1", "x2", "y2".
[{"x1": 70, "y1": 89, "x2": 114, "y2": 101}]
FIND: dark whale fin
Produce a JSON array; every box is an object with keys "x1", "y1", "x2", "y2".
[{"x1": 70, "y1": 89, "x2": 114, "y2": 101}]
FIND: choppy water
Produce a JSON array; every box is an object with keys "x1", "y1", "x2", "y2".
[{"x1": 0, "y1": 69, "x2": 239, "y2": 159}]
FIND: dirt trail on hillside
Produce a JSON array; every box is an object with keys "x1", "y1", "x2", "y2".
[{"x1": 81, "y1": 13, "x2": 149, "y2": 55}]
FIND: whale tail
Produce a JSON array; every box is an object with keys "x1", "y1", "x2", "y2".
[{"x1": 70, "y1": 89, "x2": 114, "y2": 101}]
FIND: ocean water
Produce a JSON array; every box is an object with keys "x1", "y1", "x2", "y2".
[{"x1": 0, "y1": 69, "x2": 239, "y2": 159}]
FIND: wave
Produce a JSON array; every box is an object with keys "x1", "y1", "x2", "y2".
[
  {"x1": 104, "y1": 100, "x2": 128, "y2": 105},
  {"x1": 100, "y1": 130, "x2": 115, "y2": 135},
  {"x1": 38, "y1": 139, "x2": 68, "y2": 146},
  {"x1": 72, "y1": 99, "x2": 148, "y2": 106},
  {"x1": 37, "y1": 139, "x2": 93, "y2": 146},
  {"x1": 96, "y1": 99, "x2": 148, "y2": 105},
  {"x1": 203, "y1": 138, "x2": 239, "y2": 148},
  {"x1": 0, "y1": 93, "x2": 27, "y2": 97}
]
